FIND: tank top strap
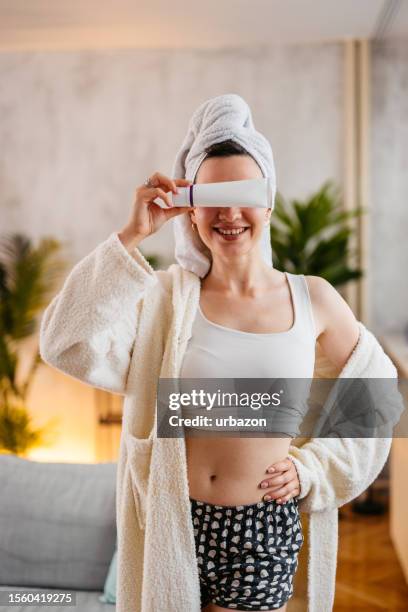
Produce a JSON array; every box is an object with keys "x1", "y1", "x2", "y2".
[{"x1": 286, "y1": 272, "x2": 317, "y2": 341}]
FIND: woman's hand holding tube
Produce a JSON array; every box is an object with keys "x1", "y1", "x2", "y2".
[
  {"x1": 118, "y1": 172, "x2": 192, "y2": 251},
  {"x1": 258, "y1": 456, "x2": 301, "y2": 504}
]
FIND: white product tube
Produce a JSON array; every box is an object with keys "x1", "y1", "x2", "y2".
[{"x1": 153, "y1": 177, "x2": 272, "y2": 208}]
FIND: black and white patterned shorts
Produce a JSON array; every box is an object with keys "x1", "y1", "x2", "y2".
[{"x1": 190, "y1": 496, "x2": 304, "y2": 611}]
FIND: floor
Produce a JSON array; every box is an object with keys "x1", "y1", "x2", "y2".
[{"x1": 333, "y1": 499, "x2": 408, "y2": 610}]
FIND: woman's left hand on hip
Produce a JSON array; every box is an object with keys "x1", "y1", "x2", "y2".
[{"x1": 258, "y1": 456, "x2": 300, "y2": 504}]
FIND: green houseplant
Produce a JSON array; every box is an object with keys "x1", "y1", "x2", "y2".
[
  {"x1": 0, "y1": 233, "x2": 66, "y2": 456},
  {"x1": 270, "y1": 180, "x2": 364, "y2": 287},
  {"x1": 143, "y1": 253, "x2": 160, "y2": 270}
]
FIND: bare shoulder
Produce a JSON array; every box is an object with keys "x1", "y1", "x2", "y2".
[
  {"x1": 304, "y1": 275, "x2": 360, "y2": 371},
  {"x1": 303, "y1": 275, "x2": 348, "y2": 323}
]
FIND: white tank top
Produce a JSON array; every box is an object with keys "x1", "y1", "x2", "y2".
[
  {"x1": 180, "y1": 272, "x2": 317, "y2": 379},
  {"x1": 178, "y1": 273, "x2": 317, "y2": 437}
]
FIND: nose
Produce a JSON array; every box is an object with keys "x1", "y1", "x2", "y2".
[{"x1": 218, "y1": 207, "x2": 242, "y2": 221}]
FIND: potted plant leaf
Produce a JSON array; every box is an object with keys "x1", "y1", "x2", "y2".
[
  {"x1": 0, "y1": 233, "x2": 66, "y2": 456},
  {"x1": 270, "y1": 180, "x2": 364, "y2": 287}
]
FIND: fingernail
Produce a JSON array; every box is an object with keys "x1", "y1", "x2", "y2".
[
  {"x1": 267, "y1": 467, "x2": 275, "y2": 473},
  {"x1": 261, "y1": 482, "x2": 268, "y2": 488},
  {"x1": 264, "y1": 495, "x2": 271, "y2": 501},
  {"x1": 276, "y1": 498, "x2": 281, "y2": 503}
]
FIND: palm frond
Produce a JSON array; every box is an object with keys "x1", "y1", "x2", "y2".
[
  {"x1": 0, "y1": 231, "x2": 67, "y2": 455},
  {"x1": 0, "y1": 233, "x2": 67, "y2": 339},
  {"x1": 270, "y1": 181, "x2": 363, "y2": 286}
]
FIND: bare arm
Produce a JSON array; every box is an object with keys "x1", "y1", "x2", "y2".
[{"x1": 306, "y1": 275, "x2": 360, "y2": 371}]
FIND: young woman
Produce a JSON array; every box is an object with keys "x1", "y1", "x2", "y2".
[{"x1": 117, "y1": 140, "x2": 360, "y2": 612}]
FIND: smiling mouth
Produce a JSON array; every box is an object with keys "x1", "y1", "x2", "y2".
[{"x1": 213, "y1": 227, "x2": 249, "y2": 236}]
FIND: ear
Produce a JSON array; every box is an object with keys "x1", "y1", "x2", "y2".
[{"x1": 189, "y1": 208, "x2": 197, "y2": 224}]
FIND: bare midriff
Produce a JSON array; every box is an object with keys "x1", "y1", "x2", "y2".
[
  {"x1": 184, "y1": 273, "x2": 302, "y2": 506},
  {"x1": 185, "y1": 436, "x2": 291, "y2": 506}
]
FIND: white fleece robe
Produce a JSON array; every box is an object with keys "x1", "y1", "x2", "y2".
[{"x1": 39, "y1": 231, "x2": 396, "y2": 612}]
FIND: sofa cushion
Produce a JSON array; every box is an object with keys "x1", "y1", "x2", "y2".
[
  {"x1": 0, "y1": 454, "x2": 116, "y2": 591},
  {"x1": 99, "y1": 546, "x2": 117, "y2": 604}
]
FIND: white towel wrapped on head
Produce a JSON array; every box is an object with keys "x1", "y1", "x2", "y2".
[{"x1": 171, "y1": 93, "x2": 277, "y2": 278}]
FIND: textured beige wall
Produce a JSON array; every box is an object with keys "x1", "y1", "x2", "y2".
[
  {"x1": 370, "y1": 40, "x2": 408, "y2": 335},
  {"x1": 0, "y1": 44, "x2": 344, "y2": 269}
]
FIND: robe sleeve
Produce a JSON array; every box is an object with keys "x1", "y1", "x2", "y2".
[
  {"x1": 288, "y1": 437, "x2": 392, "y2": 512},
  {"x1": 39, "y1": 231, "x2": 165, "y2": 395}
]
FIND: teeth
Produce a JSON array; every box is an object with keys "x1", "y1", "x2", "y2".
[{"x1": 216, "y1": 228, "x2": 247, "y2": 235}]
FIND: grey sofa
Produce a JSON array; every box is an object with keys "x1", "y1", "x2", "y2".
[{"x1": 0, "y1": 453, "x2": 116, "y2": 611}]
